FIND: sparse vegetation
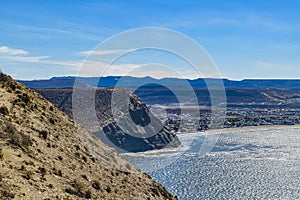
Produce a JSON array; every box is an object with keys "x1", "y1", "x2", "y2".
[
  {"x1": 6, "y1": 122, "x2": 33, "y2": 150},
  {"x1": 39, "y1": 167, "x2": 47, "y2": 177},
  {"x1": 18, "y1": 93, "x2": 30, "y2": 104},
  {"x1": 92, "y1": 180, "x2": 101, "y2": 190},
  {"x1": 0, "y1": 73, "x2": 178, "y2": 200},
  {"x1": 53, "y1": 168, "x2": 62, "y2": 177},
  {"x1": 105, "y1": 185, "x2": 112, "y2": 193},
  {"x1": 0, "y1": 189, "x2": 15, "y2": 199},
  {"x1": 22, "y1": 170, "x2": 33, "y2": 180},
  {"x1": 0, "y1": 73, "x2": 17, "y2": 92},
  {"x1": 49, "y1": 118, "x2": 55, "y2": 124},
  {"x1": 38, "y1": 130, "x2": 48, "y2": 140},
  {"x1": 58, "y1": 155, "x2": 63, "y2": 161},
  {"x1": 82, "y1": 155, "x2": 87, "y2": 162},
  {"x1": 0, "y1": 106, "x2": 9, "y2": 115},
  {"x1": 0, "y1": 149, "x2": 3, "y2": 160},
  {"x1": 65, "y1": 180, "x2": 92, "y2": 199}
]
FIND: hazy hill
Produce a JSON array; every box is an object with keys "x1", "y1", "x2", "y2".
[
  {"x1": 19, "y1": 76, "x2": 300, "y2": 89},
  {"x1": 0, "y1": 73, "x2": 177, "y2": 199},
  {"x1": 133, "y1": 86, "x2": 300, "y2": 109}
]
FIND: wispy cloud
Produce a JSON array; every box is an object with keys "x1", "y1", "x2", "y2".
[
  {"x1": 0, "y1": 46, "x2": 47, "y2": 63},
  {"x1": 0, "y1": 45, "x2": 81, "y2": 68},
  {"x1": 79, "y1": 48, "x2": 138, "y2": 56},
  {"x1": 78, "y1": 61, "x2": 204, "y2": 79},
  {"x1": 0, "y1": 45, "x2": 217, "y2": 79},
  {"x1": 256, "y1": 61, "x2": 274, "y2": 68},
  {"x1": 78, "y1": 60, "x2": 141, "y2": 76},
  {"x1": 0, "y1": 55, "x2": 82, "y2": 68},
  {"x1": 0, "y1": 46, "x2": 28, "y2": 55},
  {"x1": 156, "y1": 8, "x2": 300, "y2": 34},
  {"x1": 3, "y1": 23, "x2": 107, "y2": 41},
  {"x1": 41, "y1": 60, "x2": 82, "y2": 68},
  {"x1": 0, "y1": 55, "x2": 49, "y2": 63}
]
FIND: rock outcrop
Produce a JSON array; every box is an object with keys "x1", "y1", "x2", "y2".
[
  {"x1": 0, "y1": 73, "x2": 177, "y2": 199},
  {"x1": 36, "y1": 88, "x2": 181, "y2": 153}
]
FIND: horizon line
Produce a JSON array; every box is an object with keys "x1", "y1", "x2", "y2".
[{"x1": 16, "y1": 75, "x2": 300, "y2": 82}]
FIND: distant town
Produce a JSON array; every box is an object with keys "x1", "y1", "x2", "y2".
[{"x1": 153, "y1": 108, "x2": 300, "y2": 133}]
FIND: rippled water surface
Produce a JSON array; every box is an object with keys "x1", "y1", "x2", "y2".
[{"x1": 123, "y1": 127, "x2": 300, "y2": 199}]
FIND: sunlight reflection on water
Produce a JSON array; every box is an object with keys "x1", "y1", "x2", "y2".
[{"x1": 124, "y1": 127, "x2": 300, "y2": 199}]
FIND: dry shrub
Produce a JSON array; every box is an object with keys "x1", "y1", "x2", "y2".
[
  {"x1": 65, "y1": 179, "x2": 92, "y2": 199},
  {"x1": 0, "y1": 106, "x2": 9, "y2": 115},
  {"x1": 0, "y1": 149, "x2": 3, "y2": 160},
  {"x1": 6, "y1": 122, "x2": 33, "y2": 150}
]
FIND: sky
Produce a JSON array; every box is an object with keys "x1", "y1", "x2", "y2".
[{"x1": 0, "y1": 0, "x2": 300, "y2": 80}]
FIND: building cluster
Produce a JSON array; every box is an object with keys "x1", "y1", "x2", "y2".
[{"x1": 155, "y1": 108, "x2": 300, "y2": 133}]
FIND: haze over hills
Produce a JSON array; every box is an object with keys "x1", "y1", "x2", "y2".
[
  {"x1": 0, "y1": 73, "x2": 177, "y2": 199},
  {"x1": 18, "y1": 76, "x2": 300, "y2": 110},
  {"x1": 19, "y1": 76, "x2": 300, "y2": 89},
  {"x1": 133, "y1": 86, "x2": 300, "y2": 109}
]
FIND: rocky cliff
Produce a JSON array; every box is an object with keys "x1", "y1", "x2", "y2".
[
  {"x1": 36, "y1": 88, "x2": 181, "y2": 153},
  {"x1": 0, "y1": 73, "x2": 177, "y2": 199}
]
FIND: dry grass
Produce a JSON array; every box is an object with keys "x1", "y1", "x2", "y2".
[{"x1": 0, "y1": 73, "x2": 177, "y2": 200}]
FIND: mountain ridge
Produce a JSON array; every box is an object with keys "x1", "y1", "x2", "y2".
[{"x1": 18, "y1": 76, "x2": 300, "y2": 89}]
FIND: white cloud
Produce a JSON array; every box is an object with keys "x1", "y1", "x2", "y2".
[
  {"x1": 0, "y1": 55, "x2": 48, "y2": 63},
  {"x1": 0, "y1": 45, "x2": 82, "y2": 69},
  {"x1": 79, "y1": 48, "x2": 137, "y2": 56},
  {"x1": 0, "y1": 46, "x2": 204, "y2": 79},
  {"x1": 0, "y1": 54, "x2": 83, "y2": 69},
  {"x1": 256, "y1": 61, "x2": 274, "y2": 68},
  {"x1": 77, "y1": 61, "x2": 204, "y2": 79},
  {"x1": 41, "y1": 60, "x2": 82, "y2": 68},
  {"x1": 13, "y1": 56, "x2": 49, "y2": 63},
  {"x1": 77, "y1": 60, "x2": 141, "y2": 76},
  {"x1": 0, "y1": 46, "x2": 28, "y2": 55}
]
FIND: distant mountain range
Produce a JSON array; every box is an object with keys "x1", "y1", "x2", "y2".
[{"x1": 19, "y1": 76, "x2": 300, "y2": 89}]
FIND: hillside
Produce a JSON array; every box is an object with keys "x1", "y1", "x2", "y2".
[
  {"x1": 35, "y1": 88, "x2": 181, "y2": 153},
  {"x1": 0, "y1": 73, "x2": 177, "y2": 199}
]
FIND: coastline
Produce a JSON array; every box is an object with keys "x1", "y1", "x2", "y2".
[
  {"x1": 123, "y1": 124, "x2": 300, "y2": 156},
  {"x1": 177, "y1": 124, "x2": 300, "y2": 136}
]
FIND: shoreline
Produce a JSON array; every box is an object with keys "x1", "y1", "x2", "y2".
[
  {"x1": 122, "y1": 124, "x2": 300, "y2": 156},
  {"x1": 177, "y1": 124, "x2": 300, "y2": 136}
]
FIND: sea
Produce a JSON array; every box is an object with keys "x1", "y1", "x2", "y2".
[{"x1": 122, "y1": 126, "x2": 300, "y2": 200}]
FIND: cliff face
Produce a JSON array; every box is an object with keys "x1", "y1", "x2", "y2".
[
  {"x1": 36, "y1": 88, "x2": 181, "y2": 153},
  {"x1": 0, "y1": 73, "x2": 177, "y2": 200},
  {"x1": 99, "y1": 94, "x2": 181, "y2": 152}
]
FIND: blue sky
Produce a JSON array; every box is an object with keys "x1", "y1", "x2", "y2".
[{"x1": 0, "y1": 0, "x2": 300, "y2": 80}]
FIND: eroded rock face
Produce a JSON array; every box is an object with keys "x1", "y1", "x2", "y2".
[
  {"x1": 101, "y1": 122, "x2": 181, "y2": 152},
  {"x1": 36, "y1": 88, "x2": 181, "y2": 153},
  {"x1": 99, "y1": 94, "x2": 181, "y2": 153},
  {"x1": 0, "y1": 73, "x2": 177, "y2": 200}
]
